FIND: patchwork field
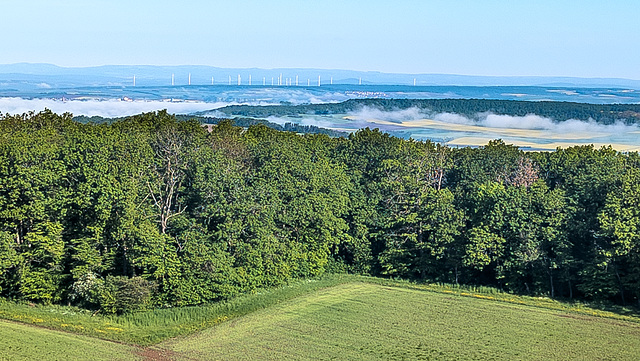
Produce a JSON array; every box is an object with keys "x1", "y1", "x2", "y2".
[
  {"x1": 328, "y1": 114, "x2": 640, "y2": 151},
  {"x1": 0, "y1": 319, "x2": 141, "y2": 361},
  {"x1": 445, "y1": 136, "x2": 640, "y2": 152},
  {"x1": 160, "y1": 282, "x2": 640, "y2": 361}
]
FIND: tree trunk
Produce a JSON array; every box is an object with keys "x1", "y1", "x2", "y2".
[
  {"x1": 613, "y1": 264, "x2": 626, "y2": 305},
  {"x1": 455, "y1": 265, "x2": 459, "y2": 285}
]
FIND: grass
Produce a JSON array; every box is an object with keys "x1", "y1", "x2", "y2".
[
  {"x1": 0, "y1": 276, "x2": 353, "y2": 345},
  {"x1": 161, "y1": 282, "x2": 640, "y2": 360},
  {"x1": 1, "y1": 274, "x2": 640, "y2": 360},
  {"x1": 0, "y1": 319, "x2": 141, "y2": 361}
]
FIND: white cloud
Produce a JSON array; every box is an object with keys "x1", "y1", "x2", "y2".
[
  {"x1": 346, "y1": 106, "x2": 639, "y2": 134},
  {"x1": 0, "y1": 97, "x2": 231, "y2": 117},
  {"x1": 348, "y1": 106, "x2": 430, "y2": 123}
]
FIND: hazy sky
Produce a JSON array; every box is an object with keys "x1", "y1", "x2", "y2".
[{"x1": 2, "y1": 0, "x2": 639, "y2": 79}]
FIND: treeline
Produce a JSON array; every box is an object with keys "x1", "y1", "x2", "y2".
[
  {"x1": 74, "y1": 114, "x2": 347, "y2": 137},
  {"x1": 1, "y1": 110, "x2": 640, "y2": 313},
  {"x1": 178, "y1": 115, "x2": 348, "y2": 137},
  {"x1": 219, "y1": 98, "x2": 640, "y2": 124}
]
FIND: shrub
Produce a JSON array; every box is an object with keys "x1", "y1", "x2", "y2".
[{"x1": 99, "y1": 276, "x2": 157, "y2": 314}]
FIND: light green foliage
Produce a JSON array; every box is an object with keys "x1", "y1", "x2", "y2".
[
  {"x1": 378, "y1": 171, "x2": 463, "y2": 279},
  {"x1": 463, "y1": 180, "x2": 569, "y2": 295},
  {"x1": 464, "y1": 226, "x2": 505, "y2": 269},
  {"x1": 599, "y1": 167, "x2": 640, "y2": 304}
]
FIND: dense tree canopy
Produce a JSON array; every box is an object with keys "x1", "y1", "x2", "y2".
[
  {"x1": 2, "y1": 110, "x2": 640, "y2": 312},
  {"x1": 219, "y1": 99, "x2": 640, "y2": 125}
]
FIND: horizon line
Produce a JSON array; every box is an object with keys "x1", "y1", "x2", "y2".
[{"x1": 2, "y1": 62, "x2": 639, "y2": 82}]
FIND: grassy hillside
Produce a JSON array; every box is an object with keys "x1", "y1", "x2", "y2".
[
  {"x1": 2, "y1": 277, "x2": 640, "y2": 360},
  {"x1": 161, "y1": 282, "x2": 640, "y2": 361},
  {"x1": 0, "y1": 319, "x2": 141, "y2": 361}
]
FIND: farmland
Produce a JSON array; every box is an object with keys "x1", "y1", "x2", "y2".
[
  {"x1": 0, "y1": 319, "x2": 141, "y2": 361},
  {"x1": 161, "y1": 282, "x2": 640, "y2": 361},
  {"x1": 2, "y1": 278, "x2": 640, "y2": 360}
]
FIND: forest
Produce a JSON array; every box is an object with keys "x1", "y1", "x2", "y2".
[
  {"x1": 218, "y1": 98, "x2": 640, "y2": 124},
  {"x1": 1, "y1": 109, "x2": 640, "y2": 314}
]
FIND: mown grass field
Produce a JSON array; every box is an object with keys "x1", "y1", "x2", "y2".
[
  {"x1": 0, "y1": 319, "x2": 141, "y2": 361},
  {"x1": 2, "y1": 276, "x2": 640, "y2": 360},
  {"x1": 161, "y1": 282, "x2": 640, "y2": 361}
]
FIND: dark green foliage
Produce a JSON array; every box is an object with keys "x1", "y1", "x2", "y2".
[
  {"x1": 218, "y1": 98, "x2": 640, "y2": 124},
  {"x1": 2, "y1": 109, "x2": 640, "y2": 313}
]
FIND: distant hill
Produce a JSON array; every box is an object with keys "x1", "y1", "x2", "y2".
[{"x1": 1, "y1": 63, "x2": 640, "y2": 88}]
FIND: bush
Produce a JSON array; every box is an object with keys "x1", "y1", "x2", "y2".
[
  {"x1": 70, "y1": 272, "x2": 103, "y2": 308},
  {"x1": 99, "y1": 276, "x2": 157, "y2": 314}
]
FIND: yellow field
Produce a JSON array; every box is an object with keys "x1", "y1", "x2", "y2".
[
  {"x1": 445, "y1": 136, "x2": 640, "y2": 152},
  {"x1": 343, "y1": 116, "x2": 639, "y2": 151}
]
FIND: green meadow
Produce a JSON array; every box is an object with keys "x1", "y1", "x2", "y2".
[
  {"x1": 161, "y1": 282, "x2": 640, "y2": 360},
  {"x1": 2, "y1": 276, "x2": 640, "y2": 360},
  {"x1": 0, "y1": 319, "x2": 141, "y2": 361}
]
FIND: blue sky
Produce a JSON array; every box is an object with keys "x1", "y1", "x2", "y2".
[{"x1": 2, "y1": 0, "x2": 639, "y2": 79}]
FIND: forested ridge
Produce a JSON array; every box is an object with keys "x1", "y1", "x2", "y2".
[
  {"x1": 219, "y1": 98, "x2": 640, "y2": 124},
  {"x1": 2, "y1": 109, "x2": 640, "y2": 314},
  {"x1": 73, "y1": 114, "x2": 348, "y2": 138}
]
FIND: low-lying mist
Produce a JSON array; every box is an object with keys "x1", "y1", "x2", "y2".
[
  {"x1": 0, "y1": 98, "x2": 224, "y2": 117},
  {"x1": 347, "y1": 106, "x2": 639, "y2": 134}
]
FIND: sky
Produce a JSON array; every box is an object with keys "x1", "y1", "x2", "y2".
[{"x1": 2, "y1": 0, "x2": 640, "y2": 79}]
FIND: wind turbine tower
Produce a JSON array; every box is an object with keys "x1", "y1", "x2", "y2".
[
  {"x1": 133, "y1": 75, "x2": 136, "y2": 87},
  {"x1": 296, "y1": 75, "x2": 299, "y2": 86},
  {"x1": 171, "y1": 74, "x2": 174, "y2": 86},
  {"x1": 188, "y1": 73, "x2": 191, "y2": 85},
  {"x1": 238, "y1": 74, "x2": 241, "y2": 85},
  {"x1": 249, "y1": 74, "x2": 252, "y2": 86},
  {"x1": 318, "y1": 75, "x2": 321, "y2": 86}
]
